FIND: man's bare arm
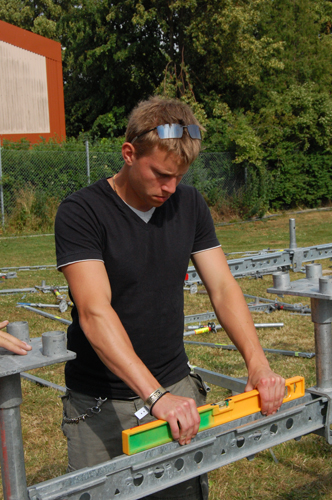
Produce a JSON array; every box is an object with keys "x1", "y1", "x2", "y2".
[
  {"x1": 62, "y1": 261, "x2": 200, "y2": 444},
  {"x1": 192, "y1": 247, "x2": 285, "y2": 416}
]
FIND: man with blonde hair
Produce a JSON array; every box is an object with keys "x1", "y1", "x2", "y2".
[{"x1": 55, "y1": 96, "x2": 285, "y2": 500}]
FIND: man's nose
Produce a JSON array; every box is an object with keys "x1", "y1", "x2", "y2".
[{"x1": 162, "y1": 177, "x2": 178, "y2": 194}]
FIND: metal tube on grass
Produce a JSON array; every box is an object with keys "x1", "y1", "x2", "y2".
[
  {"x1": 17, "y1": 305, "x2": 71, "y2": 325},
  {"x1": 184, "y1": 340, "x2": 315, "y2": 358}
]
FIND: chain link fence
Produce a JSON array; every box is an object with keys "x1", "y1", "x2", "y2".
[{"x1": 0, "y1": 144, "x2": 244, "y2": 227}]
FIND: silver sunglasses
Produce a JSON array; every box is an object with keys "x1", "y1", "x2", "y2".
[{"x1": 131, "y1": 124, "x2": 202, "y2": 144}]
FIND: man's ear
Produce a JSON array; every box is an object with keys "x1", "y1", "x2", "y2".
[{"x1": 122, "y1": 142, "x2": 136, "y2": 165}]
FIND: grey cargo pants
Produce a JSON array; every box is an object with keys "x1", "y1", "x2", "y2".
[{"x1": 62, "y1": 373, "x2": 209, "y2": 500}]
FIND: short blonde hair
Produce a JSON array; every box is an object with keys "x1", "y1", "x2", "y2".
[{"x1": 125, "y1": 96, "x2": 203, "y2": 166}]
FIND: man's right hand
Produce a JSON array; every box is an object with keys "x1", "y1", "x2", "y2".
[{"x1": 150, "y1": 392, "x2": 200, "y2": 445}]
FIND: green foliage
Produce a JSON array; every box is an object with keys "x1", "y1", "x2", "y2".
[
  {"x1": 236, "y1": 167, "x2": 270, "y2": 219},
  {"x1": 185, "y1": 0, "x2": 285, "y2": 102},
  {"x1": 90, "y1": 107, "x2": 127, "y2": 140},
  {"x1": 57, "y1": 0, "x2": 169, "y2": 136},
  {"x1": 268, "y1": 152, "x2": 332, "y2": 210},
  {"x1": 1, "y1": 146, "x2": 123, "y2": 231},
  {"x1": 183, "y1": 153, "x2": 236, "y2": 205},
  {"x1": 256, "y1": 0, "x2": 332, "y2": 94},
  {"x1": 2, "y1": 136, "x2": 124, "y2": 152},
  {"x1": 8, "y1": 184, "x2": 59, "y2": 232},
  {"x1": 0, "y1": 0, "x2": 64, "y2": 40},
  {"x1": 203, "y1": 82, "x2": 332, "y2": 212},
  {"x1": 2, "y1": 0, "x2": 332, "y2": 213},
  {"x1": 258, "y1": 83, "x2": 332, "y2": 153}
]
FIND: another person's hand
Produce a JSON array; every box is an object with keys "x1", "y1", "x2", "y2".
[
  {"x1": 151, "y1": 393, "x2": 200, "y2": 446},
  {"x1": 0, "y1": 320, "x2": 32, "y2": 355},
  {"x1": 245, "y1": 366, "x2": 285, "y2": 416}
]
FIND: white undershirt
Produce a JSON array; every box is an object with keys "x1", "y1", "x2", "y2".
[{"x1": 124, "y1": 202, "x2": 156, "y2": 223}]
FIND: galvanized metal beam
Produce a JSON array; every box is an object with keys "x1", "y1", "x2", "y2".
[
  {"x1": 27, "y1": 393, "x2": 327, "y2": 500},
  {"x1": 186, "y1": 242, "x2": 332, "y2": 283},
  {"x1": 191, "y1": 367, "x2": 247, "y2": 393},
  {"x1": 186, "y1": 219, "x2": 332, "y2": 283}
]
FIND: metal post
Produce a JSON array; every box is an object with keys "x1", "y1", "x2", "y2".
[
  {"x1": 0, "y1": 374, "x2": 29, "y2": 500},
  {"x1": 268, "y1": 264, "x2": 332, "y2": 392},
  {"x1": 289, "y1": 218, "x2": 297, "y2": 249},
  {"x1": 85, "y1": 140, "x2": 90, "y2": 186},
  {"x1": 314, "y1": 323, "x2": 332, "y2": 390},
  {"x1": 0, "y1": 322, "x2": 76, "y2": 500},
  {"x1": 0, "y1": 141, "x2": 5, "y2": 227},
  {"x1": 311, "y1": 276, "x2": 332, "y2": 390}
]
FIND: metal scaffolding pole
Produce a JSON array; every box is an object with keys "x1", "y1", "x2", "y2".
[
  {"x1": 267, "y1": 263, "x2": 332, "y2": 444},
  {"x1": 0, "y1": 143, "x2": 5, "y2": 227},
  {"x1": 184, "y1": 340, "x2": 315, "y2": 359},
  {"x1": 85, "y1": 140, "x2": 90, "y2": 185},
  {"x1": 0, "y1": 374, "x2": 28, "y2": 500},
  {"x1": 0, "y1": 322, "x2": 76, "y2": 500}
]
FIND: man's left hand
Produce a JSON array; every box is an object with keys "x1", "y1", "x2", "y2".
[{"x1": 245, "y1": 367, "x2": 285, "y2": 416}]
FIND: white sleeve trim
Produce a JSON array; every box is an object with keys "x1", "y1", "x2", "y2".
[
  {"x1": 57, "y1": 258, "x2": 104, "y2": 270},
  {"x1": 191, "y1": 244, "x2": 221, "y2": 256}
]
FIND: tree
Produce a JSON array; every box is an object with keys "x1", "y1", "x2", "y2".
[
  {"x1": 256, "y1": 0, "x2": 332, "y2": 95},
  {"x1": 58, "y1": 0, "x2": 173, "y2": 136},
  {"x1": 183, "y1": 0, "x2": 285, "y2": 111},
  {"x1": 2, "y1": 0, "x2": 332, "y2": 212},
  {"x1": 0, "y1": 0, "x2": 66, "y2": 39}
]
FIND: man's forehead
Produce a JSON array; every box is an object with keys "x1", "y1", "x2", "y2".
[{"x1": 147, "y1": 146, "x2": 189, "y2": 172}]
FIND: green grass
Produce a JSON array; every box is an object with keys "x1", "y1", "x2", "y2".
[
  {"x1": 1, "y1": 210, "x2": 332, "y2": 499},
  {"x1": 0, "y1": 234, "x2": 56, "y2": 268},
  {"x1": 215, "y1": 210, "x2": 332, "y2": 252}
]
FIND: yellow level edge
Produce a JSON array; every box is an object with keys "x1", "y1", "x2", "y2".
[{"x1": 122, "y1": 376, "x2": 305, "y2": 455}]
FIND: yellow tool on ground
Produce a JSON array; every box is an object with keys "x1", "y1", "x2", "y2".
[
  {"x1": 122, "y1": 376, "x2": 305, "y2": 455},
  {"x1": 184, "y1": 322, "x2": 217, "y2": 336}
]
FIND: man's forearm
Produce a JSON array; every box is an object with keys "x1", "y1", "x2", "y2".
[
  {"x1": 193, "y1": 247, "x2": 285, "y2": 415},
  {"x1": 209, "y1": 280, "x2": 270, "y2": 371}
]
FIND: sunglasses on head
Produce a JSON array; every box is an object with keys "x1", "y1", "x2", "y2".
[{"x1": 131, "y1": 124, "x2": 202, "y2": 144}]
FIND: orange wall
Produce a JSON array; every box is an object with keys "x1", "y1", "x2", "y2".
[{"x1": 0, "y1": 20, "x2": 66, "y2": 144}]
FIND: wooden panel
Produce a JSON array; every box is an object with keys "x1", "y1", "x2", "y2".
[
  {"x1": 0, "y1": 20, "x2": 61, "y2": 61},
  {"x1": 0, "y1": 41, "x2": 50, "y2": 135},
  {"x1": 0, "y1": 20, "x2": 66, "y2": 144}
]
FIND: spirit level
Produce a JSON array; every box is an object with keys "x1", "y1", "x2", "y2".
[{"x1": 122, "y1": 376, "x2": 305, "y2": 455}]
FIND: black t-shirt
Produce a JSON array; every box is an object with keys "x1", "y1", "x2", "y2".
[{"x1": 55, "y1": 178, "x2": 220, "y2": 398}]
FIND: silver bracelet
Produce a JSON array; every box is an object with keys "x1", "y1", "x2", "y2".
[{"x1": 144, "y1": 387, "x2": 169, "y2": 414}]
